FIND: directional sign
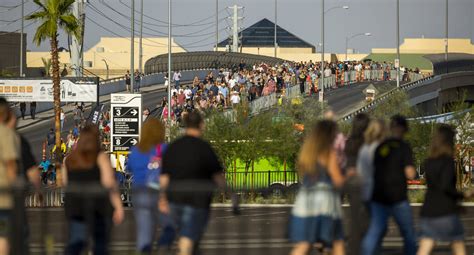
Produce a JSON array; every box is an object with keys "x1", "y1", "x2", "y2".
[
  {"x1": 110, "y1": 94, "x2": 142, "y2": 152},
  {"x1": 113, "y1": 136, "x2": 139, "y2": 152}
]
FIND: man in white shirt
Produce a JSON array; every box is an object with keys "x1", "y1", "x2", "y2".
[
  {"x1": 230, "y1": 92, "x2": 240, "y2": 107},
  {"x1": 173, "y1": 71, "x2": 182, "y2": 89},
  {"x1": 184, "y1": 87, "x2": 192, "y2": 100},
  {"x1": 324, "y1": 67, "x2": 332, "y2": 78}
]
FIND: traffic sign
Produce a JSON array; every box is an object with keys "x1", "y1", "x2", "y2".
[{"x1": 110, "y1": 94, "x2": 142, "y2": 152}]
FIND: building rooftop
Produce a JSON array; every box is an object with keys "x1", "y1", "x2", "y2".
[{"x1": 218, "y1": 18, "x2": 315, "y2": 50}]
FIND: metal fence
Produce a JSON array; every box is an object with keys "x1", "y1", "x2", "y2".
[{"x1": 244, "y1": 70, "x2": 426, "y2": 117}]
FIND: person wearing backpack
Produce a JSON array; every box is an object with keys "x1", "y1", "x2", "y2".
[{"x1": 127, "y1": 118, "x2": 170, "y2": 254}]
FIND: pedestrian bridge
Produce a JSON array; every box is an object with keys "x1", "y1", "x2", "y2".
[{"x1": 342, "y1": 70, "x2": 474, "y2": 120}]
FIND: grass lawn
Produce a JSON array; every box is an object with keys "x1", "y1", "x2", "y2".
[
  {"x1": 364, "y1": 53, "x2": 433, "y2": 71},
  {"x1": 224, "y1": 158, "x2": 298, "y2": 189}
]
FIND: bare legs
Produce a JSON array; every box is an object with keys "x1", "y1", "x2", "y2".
[
  {"x1": 417, "y1": 238, "x2": 466, "y2": 255},
  {"x1": 290, "y1": 241, "x2": 345, "y2": 255}
]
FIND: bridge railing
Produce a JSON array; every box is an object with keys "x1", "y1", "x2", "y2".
[
  {"x1": 341, "y1": 75, "x2": 435, "y2": 121},
  {"x1": 246, "y1": 70, "x2": 426, "y2": 117}
]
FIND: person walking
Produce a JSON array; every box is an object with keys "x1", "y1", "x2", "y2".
[
  {"x1": 361, "y1": 115, "x2": 417, "y2": 255},
  {"x1": 60, "y1": 109, "x2": 66, "y2": 131},
  {"x1": 160, "y1": 111, "x2": 224, "y2": 255},
  {"x1": 289, "y1": 120, "x2": 347, "y2": 255},
  {"x1": 343, "y1": 113, "x2": 370, "y2": 255},
  {"x1": 29, "y1": 102, "x2": 36, "y2": 120},
  {"x1": 0, "y1": 97, "x2": 20, "y2": 255},
  {"x1": 46, "y1": 128, "x2": 55, "y2": 158},
  {"x1": 125, "y1": 70, "x2": 131, "y2": 92},
  {"x1": 62, "y1": 125, "x2": 124, "y2": 255},
  {"x1": 127, "y1": 118, "x2": 168, "y2": 254},
  {"x1": 134, "y1": 69, "x2": 141, "y2": 92},
  {"x1": 20, "y1": 102, "x2": 26, "y2": 120},
  {"x1": 357, "y1": 119, "x2": 387, "y2": 205},
  {"x1": 173, "y1": 70, "x2": 182, "y2": 89},
  {"x1": 417, "y1": 124, "x2": 472, "y2": 255}
]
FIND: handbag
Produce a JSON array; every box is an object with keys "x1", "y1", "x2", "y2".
[{"x1": 146, "y1": 144, "x2": 164, "y2": 190}]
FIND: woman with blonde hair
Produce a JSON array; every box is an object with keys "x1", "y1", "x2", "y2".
[
  {"x1": 357, "y1": 119, "x2": 387, "y2": 204},
  {"x1": 127, "y1": 118, "x2": 167, "y2": 254},
  {"x1": 290, "y1": 120, "x2": 347, "y2": 255}
]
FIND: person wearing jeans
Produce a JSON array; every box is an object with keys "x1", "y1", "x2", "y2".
[
  {"x1": 361, "y1": 115, "x2": 417, "y2": 255},
  {"x1": 127, "y1": 118, "x2": 167, "y2": 254},
  {"x1": 363, "y1": 201, "x2": 417, "y2": 255}
]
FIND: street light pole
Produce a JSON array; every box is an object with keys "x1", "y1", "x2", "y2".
[
  {"x1": 139, "y1": 0, "x2": 144, "y2": 75},
  {"x1": 131, "y1": 0, "x2": 135, "y2": 93},
  {"x1": 396, "y1": 0, "x2": 400, "y2": 88},
  {"x1": 274, "y1": 0, "x2": 277, "y2": 58},
  {"x1": 319, "y1": 4, "x2": 348, "y2": 102},
  {"x1": 167, "y1": 0, "x2": 172, "y2": 141},
  {"x1": 20, "y1": 0, "x2": 24, "y2": 77},
  {"x1": 215, "y1": 0, "x2": 218, "y2": 51},
  {"x1": 445, "y1": 0, "x2": 449, "y2": 74},
  {"x1": 320, "y1": 0, "x2": 324, "y2": 102},
  {"x1": 102, "y1": 59, "x2": 109, "y2": 80},
  {"x1": 345, "y1": 33, "x2": 372, "y2": 61}
]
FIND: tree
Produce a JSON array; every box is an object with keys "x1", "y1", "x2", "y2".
[
  {"x1": 41, "y1": 57, "x2": 51, "y2": 77},
  {"x1": 27, "y1": 0, "x2": 80, "y2": 186}
]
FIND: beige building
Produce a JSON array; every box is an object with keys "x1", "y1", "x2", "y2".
[
  {"x1": 372, "y1": 38, "x2": 474, "y2": 54},
  {"x1": 27, "y1": 37, "x2": 186, "y2": 78}
]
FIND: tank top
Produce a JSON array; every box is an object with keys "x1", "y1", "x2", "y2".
[{"x1": 64, "y1": 161, "x2": 112, "y2": 220}]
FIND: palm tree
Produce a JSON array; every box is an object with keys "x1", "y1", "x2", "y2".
[
  {"x1": 41, "y1": 57, "x2": 51, "y2": 77},
  {"x1": 27, "y1": 0, "x2": 80, "y2": 186}
]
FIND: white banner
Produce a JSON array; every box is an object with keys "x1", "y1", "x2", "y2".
[{"x1": 0, "y1": 79, "x2": 97, "y2": 102}]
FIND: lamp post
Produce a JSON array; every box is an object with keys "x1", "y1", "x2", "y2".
[
  {"x1": 320, "y1": 3, "x2": 349, "y2": 102},
  {"x1": 101, "y1": 59, "x2": 109, "y2": 80},
  {"x1": 445, "y1": 0, "x2": 448, "y2": 74},
  {"x1": 345, "y1": 32, "x2": 371, "y2": 61},
  {"x1": 167, "y1": 0, "x2": 172, "y2": 141},
  {"x1": 274, "y1": 0, "x2": 277, "y2": 58},
  {"x1": 130, "y1": 0, "x2": 135, "y2": 93},
  {"x1": 396, "y1": 0, "x2": 400, "y2": 88}
]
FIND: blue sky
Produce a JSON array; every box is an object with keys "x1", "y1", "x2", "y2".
[{"x1": 1, "y1": 0, "x2": 473, "y2": 53}]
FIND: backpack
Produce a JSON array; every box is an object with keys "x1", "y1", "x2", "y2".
[{"x1": 146, "y1": 144, "x2": 165, "y2": 190}]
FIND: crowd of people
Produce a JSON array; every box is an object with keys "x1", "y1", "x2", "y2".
[
  {"x1": 158, "y1": 60, "x2": 422, "y2": 124},
  {"x1": 290, "y1": 113, "x2": 470, "y2": 255},
  {"x1": 1, "y1": 91, "x2": 471, "y2": 255}
]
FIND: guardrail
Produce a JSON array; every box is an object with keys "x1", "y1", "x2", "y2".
[
  {"x1": 341, "y1": 75, "x2": 435, "y2": 121},
  {"x1": 245, "y1": 71, "x2": 425, "y2": 117}
]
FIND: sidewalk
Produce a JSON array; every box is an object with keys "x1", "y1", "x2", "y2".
[{"x1": 17, "y1": 83, "x2": 167, "y2": 131}]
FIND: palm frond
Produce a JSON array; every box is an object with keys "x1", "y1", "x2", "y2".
[
  {"x1": 32, "y1": 0, "x2": 47, "y2": 11},
  {"x1": 25, "y1": 11, "x2": 49, "y2": 21},
  {"x1": 58, "y1": 0, "x2": 75, "y2": 13},
  {"x1": 32, "y1": 21, "x2": 50, "y2": 45}
]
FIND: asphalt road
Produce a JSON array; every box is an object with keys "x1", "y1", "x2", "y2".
[
  {"x1": 26, "y1": 206, "x2": 473, "y2": 255},
  {"x1": 19, "y1": 80, "x2": 398, "y2": 163},
  {"x1": 18, "y1": 87, "x2": 169, "y2": 163}
]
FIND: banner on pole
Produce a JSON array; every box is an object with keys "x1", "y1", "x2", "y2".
[{"x1": 0, "y1": 78, "x2": 98, "y2": 102}]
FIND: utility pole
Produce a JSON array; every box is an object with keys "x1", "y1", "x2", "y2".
[
  {"x1": 215, "y1": 0, "x2": 218, "y2": 51},
  {"x1": 131, "y1": 0, "x2": 135, "y2": 93},
  {"x1": 274, "y1": 0, "x2": 277, "y2": 58},
  {"x1": 320, "y1": 0, "x2": 324, "y2": 102},
  {"x1": 445, "y1": 0, "x2": 449, "y2": 74},
  {"x1": 167, "y1": 0, "x2": 172, "y2": 136},
  {"x1": 20, "y1": 0, "x2": 24, "y2": 77},
  {"x1": 71, "y1": 0, "x2": 84, "y2": 77},
  {"x1": 232, "y1": 5, "x2": 238, "y2": 53},
  {"x1": 139, "y1": 0, "x2": 144, "y2": 75},
  {"x1": 396, "y1": 0, "x2": 400, "y2": 88}
]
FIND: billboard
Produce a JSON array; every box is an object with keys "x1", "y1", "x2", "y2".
[{"x1": 0, "y1": 78, "x2": 98, "y2": 102}]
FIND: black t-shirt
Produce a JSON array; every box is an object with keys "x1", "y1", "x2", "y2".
[
  {"x1": 19, "y1": 135, "x2": 37, "y2": 176},
  {"x1": 162, "y1": 135, "x2": 222, "y2": 208},
  {"x1": 372, "y1": 138, "x2": 414, "y2": 205},
  {"x1": 420, "y1": 156, "x2": 463, "y2": 217}
]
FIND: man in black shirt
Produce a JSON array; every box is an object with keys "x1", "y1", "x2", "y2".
[
  {"x1": 161, "y1": 111, "x2": 224, "y2": 255},
  {"x1": 362, "y1": 115, "x2": 417, "y2": 255}
]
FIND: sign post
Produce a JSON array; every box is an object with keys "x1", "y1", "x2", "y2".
[{"x1": 110, "y1": 94, "x2": 142, "y2": 152}]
